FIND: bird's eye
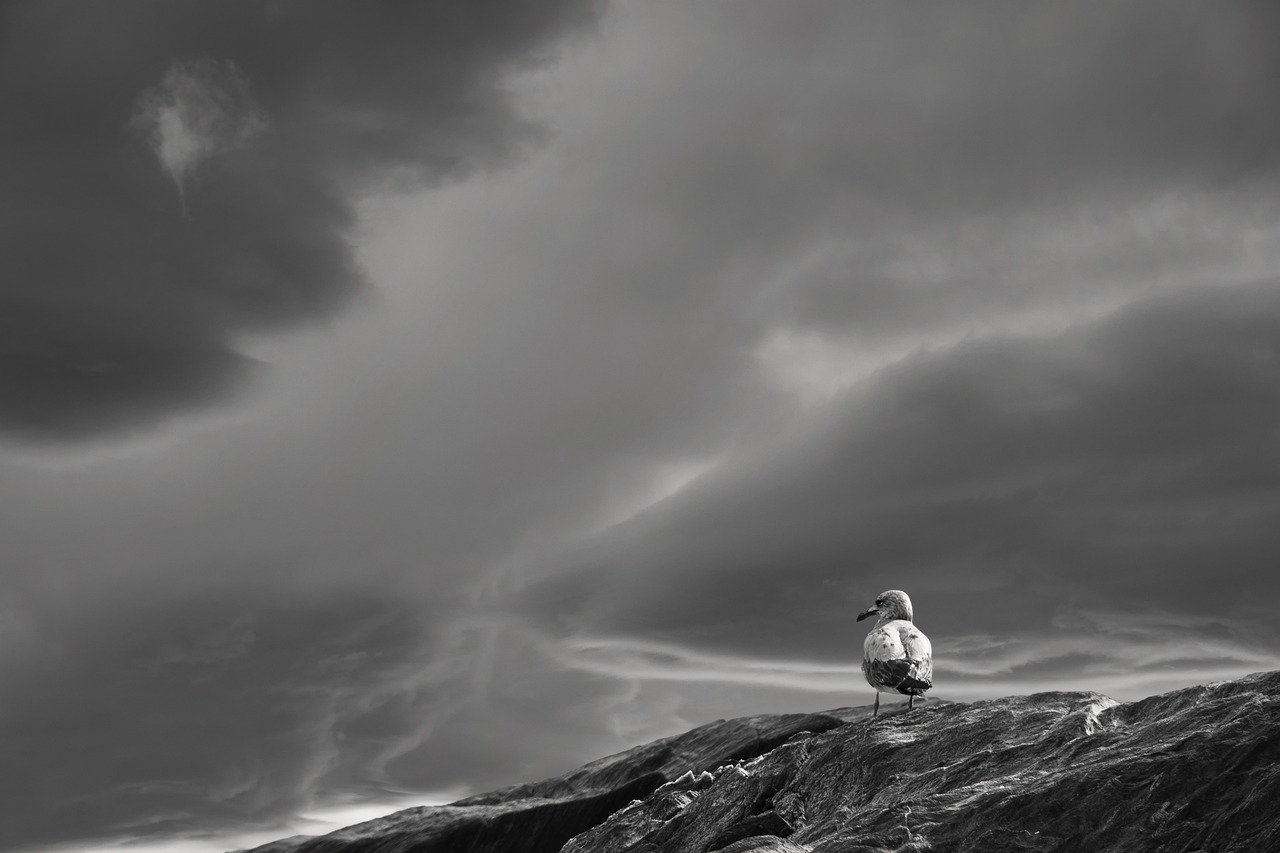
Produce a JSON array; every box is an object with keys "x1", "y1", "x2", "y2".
[{"x1": 875, "y1": 598, "x2": 883, "y2": 606}]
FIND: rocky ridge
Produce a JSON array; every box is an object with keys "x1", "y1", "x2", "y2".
[{"x1": 241, "y1": 669, "x2": 1280, "y2": 853}]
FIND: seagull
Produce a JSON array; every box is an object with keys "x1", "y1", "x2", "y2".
[{"x1": 857, "y1": 589, "x2": 933, "y2": 717}]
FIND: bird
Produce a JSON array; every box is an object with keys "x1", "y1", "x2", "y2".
[{"x1": 857, "y1": 589, "x2": 933, "y2": 717}]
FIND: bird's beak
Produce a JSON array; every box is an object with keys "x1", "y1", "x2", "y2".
[{"x1": 856, "y1": 606, "x2": 877, "y2": 622}]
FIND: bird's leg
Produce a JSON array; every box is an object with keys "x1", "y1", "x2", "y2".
[
  {"x1": 873, "y1": 693, "x2": 879, "y2": 718},
  {"x1": 909, "y1": 695, "x2": 914, "y2": 711}
]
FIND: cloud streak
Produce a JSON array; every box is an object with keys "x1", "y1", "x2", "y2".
[{"x1": 547, "y1": 615, "x2": 1280, "y2": 706}]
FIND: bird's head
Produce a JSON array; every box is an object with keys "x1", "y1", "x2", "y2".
[{"x1": 857, "y1": 589, "x2": 913, "y2": 625}]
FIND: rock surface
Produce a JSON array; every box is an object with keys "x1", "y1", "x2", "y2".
[
  {"x1": 241, "y1": 670, "x2": 1280, "y2": 853},
  {"x1": 237, "y1": 711, "x2": 853, "y2": 853}
]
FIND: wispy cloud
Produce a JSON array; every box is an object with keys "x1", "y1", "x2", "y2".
[
  {"x1": 549, "y1": 612, "x2": 1280, "y2": 705},
  {"x1": 131, "y1": 59, "x2": 266, "y2": 217},
  {"x1": 555, "y1": 635, "x2": 861, "y2": 693}
]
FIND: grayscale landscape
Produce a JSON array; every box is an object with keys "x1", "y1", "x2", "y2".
[{"x1": 2, "y1": 2, "x2": 1279, "y2": 852}]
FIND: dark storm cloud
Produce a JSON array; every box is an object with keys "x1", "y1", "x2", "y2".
[{"x1": 0, "y1": 0, "x2": 597, "y2": 440}]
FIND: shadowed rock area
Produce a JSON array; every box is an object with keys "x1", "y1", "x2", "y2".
[{"x1": 241, "y1": 670, "x2": 1280, "y2": 853}]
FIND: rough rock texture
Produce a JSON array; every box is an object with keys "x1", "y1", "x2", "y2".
[
  {"x1": 242, "y1": 670, "x2": 1280, "y2": 853},
  {"x1": 566, "y1": 671, "x2": 1280, "y2": 853},
  {"x1": 237, "y1": 712, "x2": 851, "y2": 853}
]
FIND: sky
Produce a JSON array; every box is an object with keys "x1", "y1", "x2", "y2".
[{"x1": 4, "y1": 1, "x2": 1280, "y2": 850}]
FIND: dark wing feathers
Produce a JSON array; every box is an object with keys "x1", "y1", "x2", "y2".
[{"x1": 865, "y1": 657, "x2": 933, "y2": 695}]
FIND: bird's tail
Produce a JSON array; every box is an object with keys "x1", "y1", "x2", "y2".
[{"x1": 897, "y1": 674, "x2": 932, "y2": 695}]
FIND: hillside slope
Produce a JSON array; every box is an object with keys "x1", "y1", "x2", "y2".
[{"x1": 241, "y1": 670, "x2": 1280, "y2": 853}]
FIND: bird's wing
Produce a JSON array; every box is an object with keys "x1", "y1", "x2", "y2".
[
  {"x1": 899, "y1": 625, "x2": 933, "y2": 688},
  {"x1": 900, "y1": 625, "x2": 931, "y2": 663}
]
